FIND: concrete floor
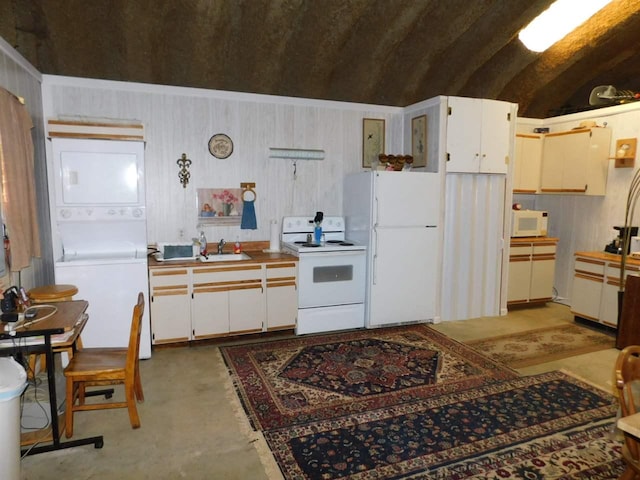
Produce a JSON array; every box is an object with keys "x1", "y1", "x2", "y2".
[{"x1": 19, "y1": 302, "x2": 620, "y2": 479}]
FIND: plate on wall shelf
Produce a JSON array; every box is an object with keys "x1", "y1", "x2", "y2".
[{"x1": 208, "y1": 133, "x2": 233, "y2": 159}]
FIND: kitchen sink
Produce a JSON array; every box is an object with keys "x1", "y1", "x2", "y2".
[{"x1": 199, "y1": 252, "x2": 252, "y2": 262}]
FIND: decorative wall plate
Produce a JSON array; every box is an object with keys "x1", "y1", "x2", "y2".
[{"x1": 208, "y1": 134, "x2": 233, "y2": 159}]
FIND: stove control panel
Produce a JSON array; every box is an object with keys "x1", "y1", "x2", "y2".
[{"x1": 282, "y1": 216, "x2": 344, "y2": 234}]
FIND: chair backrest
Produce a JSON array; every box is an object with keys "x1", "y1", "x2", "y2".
[
  {"x1": 615, "y1": 345, "x2": 640, "y2": 460},
  {"x1": 125, "y1": 292, "x2": 145, "y2": 380}
]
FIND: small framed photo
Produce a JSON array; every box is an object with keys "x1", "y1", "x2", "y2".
[
  {"x1": 197, "y1": 188, "x2": 243, "y2": 226},
  {"x1": 411, "y1": 115, "x2": 427, "y2": 168},
  {"x1": 362, "y1": 118, "x2": 385, "y2": 168}
]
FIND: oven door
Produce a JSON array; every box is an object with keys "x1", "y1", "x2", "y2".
[{"x1": 297, "y1": 250, "x2": 366, "y2": 308}]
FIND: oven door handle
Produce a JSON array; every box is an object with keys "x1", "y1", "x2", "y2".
[{"x1": 303, "y1": 250, "x2": 366, "y2": 258}]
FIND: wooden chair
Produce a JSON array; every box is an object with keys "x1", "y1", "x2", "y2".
[
  {"x1": 615, "y1": 345, "x2": 640, "y2": 479},
  {"x1": 63, "y1": 292, "x2": 145, "y2": 438}
]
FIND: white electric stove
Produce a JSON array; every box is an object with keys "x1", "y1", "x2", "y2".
[{"x1": 281, "y1": 216, "x2": 366, "y2": 335}]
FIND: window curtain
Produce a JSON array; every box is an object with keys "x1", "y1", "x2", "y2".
[{"x1": 0, "y1": 88, "x2": 41, "y2": 271}]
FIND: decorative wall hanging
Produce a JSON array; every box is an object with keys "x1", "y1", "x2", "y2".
[
  {"x1": 362, "y1": 118, "x2": 385, "y2": 168},
  {"x1": 197, "y1": 187, "x2": 243, "y2": 225},
  {"x1": 411, "y1": 115, "x2": 427, "y2": 168},
  {"x1": 177, "y1": 153, "x2": 191, "y2": 188},
  {"x1": 208, "y1": 133, "x2": 233, "y2": 159}
]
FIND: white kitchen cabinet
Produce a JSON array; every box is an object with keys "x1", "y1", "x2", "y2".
[
  {"x1": 540, "y1": 128, "x2": 611, "y2": 195},
  {"x1": 507, "y1": 244, "x2": 532, "y2": 303},
  {"x1": 230, "y1": 285, "x2": 265, "y2": 333},
  {"x1": 597, "y1": 261, "x2": 640, "y2": 328},
  {"x1": 600, "y1": 270, "x2": 620, "y2": 328},
  {"x1": 265, "y1": 262, "x2": 298, "y2": 331},
  {"x1": 446, "y1": 96, "x2": 513, "y2": 174},
  {"x1": 191, "y1": 270, "x2": 229, "y2": 338},
  {"x1": 507, "y1": 239, "x2": 557, "y2": 306},
  {"x1": 530, "y1": 244, "x2": 557, "y2": 300},
  {"x1": 192, "y1": 264, "x2": 264, "y2": 338},
  {"x1": 149, "y1": 259, "x2": 297, "y2": 344},
  {"x1": 149, "y1": 267, "x2": 192, "y2": 344},
  {"x1": 513, "y1": 134, "x2": 543, "y2": 193},
  {"x1": 571, "y1": 256, "x2": 606, "y2": 322},
  {"x1": 571, "y1": 253, "x2": 640, "y2": 329}
]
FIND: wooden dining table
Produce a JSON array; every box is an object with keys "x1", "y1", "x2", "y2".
[
  {"x1": 0, "y1": 300, "x2": 104, "y2": 455},
  {"x1": 618, "y1": 412, "x2": 640, "y2": 438}
]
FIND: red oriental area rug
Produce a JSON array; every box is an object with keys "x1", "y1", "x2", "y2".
[
  {"x1": 263, "y1": 371, "x2": 622, "y2": 479},
  {"x1": 220, "y1": 324, "x2": 518, "y2": 431}
]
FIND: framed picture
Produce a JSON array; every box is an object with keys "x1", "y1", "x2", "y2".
[
  {"x1": 411, "y1": 115, "x2": 427, "y2": 168},
  {"x1": 362, "y1": 118, "x2": 385, "y2": 168},
  {"x1": 197, "y1": 188, "x2": 243, "y2": 225}
]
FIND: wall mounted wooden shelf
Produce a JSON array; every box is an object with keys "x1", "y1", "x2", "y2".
[{"x1": 611, "y1": 138, "x2": 637, "y2": 168}]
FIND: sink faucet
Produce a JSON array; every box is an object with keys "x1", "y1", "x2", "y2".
[{"x1": 217, "y1": 239, "x2": 226, "y2": 254}]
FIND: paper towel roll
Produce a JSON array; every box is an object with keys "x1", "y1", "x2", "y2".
[{"x1": 269, "y1": 219, "x2": 280, "y2": 252}]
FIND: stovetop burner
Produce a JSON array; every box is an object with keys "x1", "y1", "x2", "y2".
[{"x1": 295, "y1": 240, "x2": 354, "y2": 247}]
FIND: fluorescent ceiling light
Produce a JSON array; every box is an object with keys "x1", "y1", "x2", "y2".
[{"x1": 519, "y1": 0, "x2": 612, "y2": 52}]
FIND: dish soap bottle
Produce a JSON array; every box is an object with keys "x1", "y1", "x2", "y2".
[
  {"x1": 234, "y1": 237, "x2": 242, "y2": 254},
  {"x1": 199, "y1": 231, "x2": 207, "y2": 256}
]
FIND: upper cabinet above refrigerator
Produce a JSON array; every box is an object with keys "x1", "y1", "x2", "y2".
[{"x1": 445, "y1": 96, "x2": 517, "y2": 174}]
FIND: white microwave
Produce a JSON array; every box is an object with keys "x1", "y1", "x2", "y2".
[{"x1": 511, "y1": 210, "x2": 548, "y2": 237}]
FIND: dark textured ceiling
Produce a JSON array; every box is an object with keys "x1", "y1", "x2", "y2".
[{"x1": 2, "y1": 0, "x2": 640, "y2": 118}]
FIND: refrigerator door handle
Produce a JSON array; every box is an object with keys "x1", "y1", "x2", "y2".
[
  {"x1": 372, "y1": 227, "x2": 378, "y2": 285},
  {"x1": 374, "y1": 194, "x2": 379, "y2": 227}
]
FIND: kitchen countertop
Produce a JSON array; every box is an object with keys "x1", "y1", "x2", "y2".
[
  {"x1": 575, "y1": 250, "x2": 640, "y2": 266},
  {"x1": 510, "y1": 236, "x2": 559, "y2": 244},
  {"x1": 148, "y1": 241, "x2": 297, "y2": 268}
]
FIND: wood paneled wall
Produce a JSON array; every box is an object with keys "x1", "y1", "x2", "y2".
[{"x1": 41, "y1": 76, "x2": 405, "y2": 247}]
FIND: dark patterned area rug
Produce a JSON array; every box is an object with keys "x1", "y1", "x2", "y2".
[
  {"x1": 464, "y1": 323, "x2": 615, "y2": 368},
  {"x1": 220, "y1": 324, "x2": 518, "y2": 431},
  {"x1": 263, "y1": 371, "x2": 623, "y2": 479}
]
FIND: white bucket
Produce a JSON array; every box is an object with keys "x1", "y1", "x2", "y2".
[{"x1": 0, "y1": 357, "x2": 27, "y2": 480}]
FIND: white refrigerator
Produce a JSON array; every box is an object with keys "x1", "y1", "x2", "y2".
[{"x1": 344, "y1": 171, "x2": 441, "y2": 328}]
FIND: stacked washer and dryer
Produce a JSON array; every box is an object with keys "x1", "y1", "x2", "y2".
[{"x1": 48, "y1": 137, "x2": 151, "y2": 358}]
